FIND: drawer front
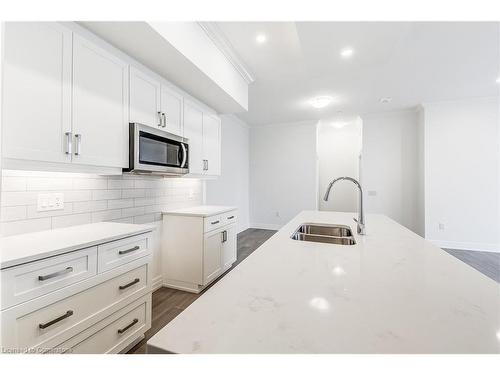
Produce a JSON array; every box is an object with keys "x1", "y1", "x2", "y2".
[
  {"x1": 8, "y1": 264, "x2": 148, "y2": 349},
  {"x1": 98, "y1": 234, "x2": 151, "y2": 273},
  {"x1": 204, "y1": 214, "x2": 224, "y2": 233},
  {"x1": 222, "y1": 210, "x2": 237, "y2": 226},
  {"x1": 1, "y1": 247, "x2": 97, "y2": 310},
  {"x1": 67, "y1": 295, "x2": 150, "y2": 354}
]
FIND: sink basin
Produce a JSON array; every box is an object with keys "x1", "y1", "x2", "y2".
[
  {"x1": 296, "y1": 223, "x2": 352, "y2": 237},
  {"x1": 291, "y1": 223, "x2": 356, "y2": 245}
]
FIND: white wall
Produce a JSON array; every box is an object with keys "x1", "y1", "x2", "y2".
[
  {"x1": 317, "y1": 118, "x2": 362, "y2": 212},
  {"x1": 423, "y1": 97, "x2": 499, "y2": 252},
  {"x1": 249, "y1": 121, "x2": 318, "y2": 229},
  {"x1": 416, "y1": 107, "x2": 426, "y2": 237},
  {"x1": 205, "y1": 114, "x2": 250, "y2": 233},
  {"x1": 361, "y1": 110, "x2": 419, "y2": 233}
]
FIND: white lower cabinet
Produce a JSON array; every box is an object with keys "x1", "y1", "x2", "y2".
[
  {"x1": 162, "y1": 209, "x2": 238, "y2": 293},
  {"x1": 0, "y1": 231, "x2": 153, "y2": 354}
]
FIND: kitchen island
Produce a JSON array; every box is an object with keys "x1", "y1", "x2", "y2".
[{"x1": 147, "y1": 211, "x2": 500, "y2": 353}]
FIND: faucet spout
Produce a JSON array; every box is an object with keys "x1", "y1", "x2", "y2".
[{"x1": 323, "y1": 176, "x2": 365, "y2": 235}]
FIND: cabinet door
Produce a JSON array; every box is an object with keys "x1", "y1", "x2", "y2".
[
  {"x1": 221, "y1": 225, "x2": 237, "y2": 270},
  {"x1": 72, "y1": 34, "x2": 128, "y2": 168},
  {"x1": 183, "y1": 101, "x2": 204, "y2": 174},
  {"x1": 160, "y1": 85, "x2": 183, "y2": 137},
  {"x1": 2, "y1": 22, "x2": 72, "y2": 163},
  {"x1": 203, "y1": 231, "x2": 222, "y2": 285},
  {"x1": 203, "y1": 113, "x2": 221, "y2": 176},
  {"x1": 129, "y1": 67, "x2": 161, "y2": 129}
]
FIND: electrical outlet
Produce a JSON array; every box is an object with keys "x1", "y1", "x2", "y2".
[
  {"x1": 438, "y1": 223, "x2": 445, "y2": 231},
  {"x1": 188, "y1": 190, "x2": 195, "y2": 200},
  {"x1": 37, "y1": 193, "x2": 64, "y2": 212}
]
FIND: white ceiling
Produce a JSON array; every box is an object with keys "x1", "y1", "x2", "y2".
[{"x1": 217, "y1": 22, "x2": 499, "y2": 126}]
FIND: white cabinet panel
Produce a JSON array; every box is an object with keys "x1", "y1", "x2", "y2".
[
  {"x1": 161, "y1": 86, "x2": 183, "y2": 137},
  {"x1": 203, "y1": 231, "x2": 222, "y2": 285},
  {"x1": 2, "y1": 22, "x2": 72, "y2": 163},
  {"x1": 129, "y1": 67, "x2": 161, "y2": 129},
  {"x1": 203, "y1": 113, "x2": 221, "y2": 176},
  {"x1": 183, "y1": 101, "x2": 204, "y2": 174},
  {"x1": 221, "y1": 224, "x2": 237, "y2": 270},
  {"x1": 72, "y1": 35, "x2": 128, "y2": 168}
]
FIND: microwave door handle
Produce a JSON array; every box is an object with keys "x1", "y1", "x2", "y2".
[{"x1": 180, "y1": 143, "x2": 187, "y2": 168}]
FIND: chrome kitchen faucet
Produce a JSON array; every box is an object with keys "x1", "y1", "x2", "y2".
[{"x1": 323, "y1": 176, "x2": 366, "y2": 235}]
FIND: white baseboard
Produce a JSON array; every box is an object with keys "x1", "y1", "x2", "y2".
[
  {"x1": 249, "y1": 223, "x2": 282, "y2": 231},
  {"x1": 152, "y1": 275, "x2": 163, "y2": 292},
  {"x1": 430, "y1": 239, "x2": 500, "y2": 253}
]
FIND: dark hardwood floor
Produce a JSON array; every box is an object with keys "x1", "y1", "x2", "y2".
[
  {"x1": 126, "y1": 228, "x2": 276, "y2": 354},
  {"x1": 126, "y1": 228, "x2": 499, "y2": 354}
]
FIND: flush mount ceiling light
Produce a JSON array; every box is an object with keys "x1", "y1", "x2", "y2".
[
  {"x1": 256, "y1": 33, "x2": 267, "y2": 44},
  {"x1": 309, "y1": 96, "x2": 334, "y2": 109},
  {"x1": 340, "y1": 47, "x2": 354, "y2": 58},
  {"x1": 380, "y1": 97, "x2": 393, "y2": 104}
]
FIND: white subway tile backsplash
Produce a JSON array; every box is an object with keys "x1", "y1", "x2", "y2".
[
  {"x1": 107, "y1": 198, "x2": 134, "y2": 209},
  {"x1": 1, "y1": 217, "x2": 52, "y2": 236},
  {"x1": 53, "y1": 213, "x2": 91, "y2": 229},
  {"x1": 2, "y1": 176, "x2": 27, "y2": 192},
  {"x1": 1, "y1": 206, "x2": 27, "y2": 222},
  {"x1": 92, "y1": 189, "x2": 122, "y2": 201},
  {"x1": 1, "y1": 171, "x2": 202, "y2": 236}
]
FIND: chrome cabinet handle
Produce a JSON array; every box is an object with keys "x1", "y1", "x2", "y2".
[
  {"x1": 65, "y1": 132, "x2": 72, "y2": 155},
  {"x1": 39, "y1": 310, "x2": 73, "y2": 329},
  {"x1": 206, "y1": 159, "x2": 209, "y2": 171},
  {"x1": 119, "y1": 278, "x2": 140, "y2": 290},
  {"x1": 118, "y1": 318, "x2": 139, "y2": 334},
  {"x1": 118, "y1": 245, "x2": 140, "y2": 255},
  {"x1": 162, "y1": 113, "x2": 167, "y2": 128},
  {"x1": 227, "y1": 216, "x2": 235, "y2": 220},
  {"x1": 74, "y1": 134, "x2": 82, "y2": 155},
  {"x1": 157, "y1": 111, "x2": 163, "y2": 127},
  {"x1": 221, "y1": 230, "x2": 227, "y2": 243},
  {"x1": 38, "y1": 267, "x2": 73, "y2": 281},
  {"x1": 211, "y1": 220, "x2": 220, "y2": 225}
]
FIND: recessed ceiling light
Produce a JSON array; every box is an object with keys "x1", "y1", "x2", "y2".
[
  {"x1": 256, "y1": 33, "x2": 267, "y2": 44},
  {"x1": 340, "y1": 48, "x2": 354, "y2": 58},
  {"x1": 380, "y1": 97, "x2": 392, "y2": 104},
  {"x1": 309, "y1": 96, "x2": 334, "y2": 109}
]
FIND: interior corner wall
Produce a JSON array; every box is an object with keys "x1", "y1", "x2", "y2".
[
  {"x1": 416, "y1": 107, "x2": 425, "y2": 237},
  {"x1": 361, "y1": 110, "x2": 419, "y2": 233},
  {"x1": 423, "y1": 97, "x2": 499, "y2": 252},
  {"x1": 205, "y1": 114, "x2": 250, "y2": 233},
  {"x1": 249, "y1": 121, "x2": 318, "y2": 230}
]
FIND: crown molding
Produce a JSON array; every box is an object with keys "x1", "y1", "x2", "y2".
[{"x1": 198, "y1": 22, "x2": 255, "y2": 84}]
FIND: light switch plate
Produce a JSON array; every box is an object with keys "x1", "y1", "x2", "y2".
[{"x1": 37, "y1": 193, "x2": 64, "y2": 212}]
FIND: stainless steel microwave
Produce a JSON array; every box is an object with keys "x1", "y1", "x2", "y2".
[{"x1": 125, "y1": 123, "x2": 189, "y2": 175}]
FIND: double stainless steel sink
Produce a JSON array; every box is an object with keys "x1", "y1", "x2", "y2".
[{"x1": 291, "y1": 223, "x2": 356, "y2": 245}]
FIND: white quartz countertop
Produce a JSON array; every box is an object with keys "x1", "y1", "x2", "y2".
[
  {"x1": 147, "y1": 210, "x2": 500, "y2": 354},
  {"x1": 0, "y1": 222, "x2": 155, "y2": 269},
  {"x1": 162, "y1": 205, "x2": 237, "y2": 217}
]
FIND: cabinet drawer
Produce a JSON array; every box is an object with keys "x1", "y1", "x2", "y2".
[
  {"x1": 98, "y1": 234, "x2": 151, "y2": 273},
  {"x1": 1, "y1": 247, "x2": 97, "y2": 310},
  {"x1": 204, "y1": 214, "x2": 224, "y2": 233},
  {"x1": 4, "y1": 264, "x2": 148, "y2": 350},
  {"x1": 66, "y1": 295, "x2": 150, "y2": 354},
  {"x1": 222, "y1": 211, "x2": 237, "y2": 226}
]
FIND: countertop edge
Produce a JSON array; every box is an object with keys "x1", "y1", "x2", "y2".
[{"x1": 162, "y1": 206, "x2": 238, "y2": 218}]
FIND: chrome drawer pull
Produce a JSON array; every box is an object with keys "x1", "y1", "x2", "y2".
[
  {"x1": 119, "y1": 278, "x2": 140, "y2": 290},
  {"x1": 38, "y1": 267, "x2": 74, "y2": 281},
  {"x1": 118, "y1": 245, "x2": 140, "y2": 255},
  {"x1": 227, "y1": 216, "x2": 235, "y2": 220},
  {"x1": 118, "y1": 318, "x2": 139, "y2": 334},
  {"x1": 39, "y1": 310, "x2": 73, "y2": 329},
  {"x1": 211, "y1": 220, "x2": 220, "y2": 225}
]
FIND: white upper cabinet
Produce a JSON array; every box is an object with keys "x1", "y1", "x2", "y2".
[
  {"x1": 183, "y1": 101, "x2": 204, "y2": 175},
  {"x1": 2, "y1": 22, "x2": 72, "y2": 164},
  {"x1": 160, "y1": 86, "x2": 183, "y2": 137},
  {"x1": 72, "y1": 34, "x2": 128, "y2": 168},
  {"x1": 202, "y1": 113, "x2": 221, "y2": 176},
  {"x1": 129, "y1": 66, "x2": 162, "y2": 129}
]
